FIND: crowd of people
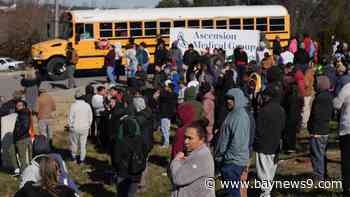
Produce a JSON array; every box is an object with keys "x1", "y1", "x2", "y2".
[{"x1": 0, "y1": 33, "x2": 350, "y2": 197}]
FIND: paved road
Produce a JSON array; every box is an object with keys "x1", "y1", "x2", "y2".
[{"x1": 0, "y1": 71, "x2": 107, "y2": 100}]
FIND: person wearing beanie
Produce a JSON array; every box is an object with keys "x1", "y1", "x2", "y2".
[
  {"x1": 68, "y1": 90, "x2": 93, "y2": 164},
  {"x1": 308, "y1": 75, "x2": 333, "y2": 181}
]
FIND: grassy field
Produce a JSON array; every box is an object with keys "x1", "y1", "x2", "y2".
[{"x1": 0, "y1": 88, "x2": 344, "y2": 197}]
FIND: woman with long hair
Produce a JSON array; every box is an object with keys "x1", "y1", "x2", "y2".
[{"x1": 15, "y1": 157, "x2": 78, "y2": 197}]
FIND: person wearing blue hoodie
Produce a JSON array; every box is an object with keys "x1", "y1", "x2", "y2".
[{"x1": 215, "y1": 88, "x2": 250, "y2": 197}]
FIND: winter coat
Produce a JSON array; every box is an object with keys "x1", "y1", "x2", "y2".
[
  {"x1": 215, "y1": 88, "x2": 250, "y2": 167},
  {"x1": 183, "y1": 49, "x2": 200, "y2": 67},
  {"x1": 171, "y1": 103, "x2": 197, "y2": 159},
  {"x1": 273, "y1": 40, "x2": 282, "y2": 56},
  {"x1": 333, "y1": 83, "x2": 350, "y2": 136},
  {"x1": 135, "y1": 108, "x2": 154, "y2": 155},
  {"x1": 254, "y1": 98, "x2": 286, "y2": 154},
  {"x1": 68, "y1": 100, "x2": 93, "y2": 133},
  {"x1": 159, "y1": 90, "x2": 177, "y2": 119},
  {"x1": 155, "y1": 47, "x2": 169, "y2": 66},
  {"x1": 104, "y1": 49, "x2": 116, "y2": 67},
  {"x1": 308, "y1": 91, "x2": 333, "y2": 135},
  {"x1": 170, "y1": 145, "x2": 215, "y2": 197},
  {"x1": 13, "y1": 109, "x2": 31, "y2": 142},
  {"x1": 21, "y1": 78, "x2": 40, "y2": 112},
  {"x1": 294, "y1": 48, "x2": 309, "y2": 65}
]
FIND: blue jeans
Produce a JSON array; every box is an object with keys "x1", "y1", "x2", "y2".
[
  {"x1": 310, "y1": 135, "x2": 328, "y2": 179},
  {"x1": 107, "y1": 66, "x2": 116, "y2": 84},
  {"x1": 220, "y1": 163, "x2": 245, "y2": 197},
  {"x1": 160, "y1": 118, "x2": 171, "y2": 146}
]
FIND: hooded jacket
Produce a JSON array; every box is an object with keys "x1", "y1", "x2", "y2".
[
  {"x1": 215, "y1": 88, "x2": 250, "y2": 167},
  {"x1": 171, "y1": 103, "x2": 197, "y2": 159},
  {"x1": 13, "y1": 108, "x2": 31, "y2": 142},
  {"x1": 184, "y1": 87, "x2": 204, "y2": 119},
  {"x1": 308, "y1": 76, "x2": 333, "y2": 135}
]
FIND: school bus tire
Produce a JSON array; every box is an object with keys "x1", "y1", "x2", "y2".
[{"x1": 46, "y1": 56, "x2": 68, "y2": 81}]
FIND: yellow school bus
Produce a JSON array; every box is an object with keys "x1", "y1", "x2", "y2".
[{"x1": 31, "y1": 5, "x2": 290, "y2": 80}]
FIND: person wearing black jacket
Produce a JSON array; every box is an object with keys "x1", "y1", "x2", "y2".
[
  {"x1": 20, "y1": 67, "x2": 41, "y2": 113},
  {"x1": 294, "y1": 44, "x2": 310, "y2": 72},
  {"x1": 254, "y1": 86, "x2": 286, "y2": 197},
  {"x1": 10, "y1": 100, "x2": 33, "y2": 175},
  {"x1": 159, "y1": 83, "x2": 177, "y2": 147},
  {"x1": 183, "y1": 44, "x2": 200, "y2": 83},
  {"x1": 154, "y1": 42, "x2": 169, "y2": 67},
  {"x1": 308, "y1": 76, "x2": 333, "y2": 181}
]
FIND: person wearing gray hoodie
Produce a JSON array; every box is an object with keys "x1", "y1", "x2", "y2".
[{"x1": 215, "y1": 88, "x2": 250, "y2": 197}]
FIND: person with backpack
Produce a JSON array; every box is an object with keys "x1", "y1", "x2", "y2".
[
  {"x1": 112, "y1": 111, "x2": 147, "y2": 197},
  {"x1": 20, "y1": 134, "x2": 80, "y2": 194},
  {"x1": 68, "y1": 90, "x2": 93, "y2": 165},
  {"x1": 65, "y1": 43, "x2": 79, "y2": 89}
]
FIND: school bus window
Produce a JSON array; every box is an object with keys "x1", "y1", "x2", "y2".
[
  {"x1": 269, "y1": 17, "x2": 285, "y2": 31},
  {"x1": 201, "y1": 19, "x2": 213, "y2": 29},
  {"x1": 115, "y1": 22, "x2": 128, "y2": 37},
  {"x1": 160, "y1": 21, "x2": 171, "y2": 35},
  {"x1": 216, "y1": 20, "x2": 227, "y2": 29},
  {"x1": 256, "y1": 17, "x2": 267, "y2": 31},
  {"x1": 174, "y1": 20, "x2": 185, "y2": 28},
  {"x1": 243, "y1": 18, "x2": 254, "y2": 30},
  {"x1": 229, "y1": 18, "x2": 240, "y2": 29},
  {"x1": 130, "y1": 22, "x2": 143, "y2": 37},
  {"x1": 76, "y1": 23, "x2": 94, "y2": 39},
  {"x1": 100, "y1": 23, "x2": 113, "y2": 38},
  {"x1": 145, "y1": 21, "x2": 157, "y2": 36},
  {"x1": 188, "y1": 20, "x2": 200, "y2": 28}
]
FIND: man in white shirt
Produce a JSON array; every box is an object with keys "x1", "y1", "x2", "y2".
[
  {"x1": 69, "y1": 90, "x2": 93, "y2": 164},
  {"x1": 280, "y1": 46, "x2": 295, "y2": 65},
  {"x1": 91, "y1": 86, "x2": 107, "y2": 146}
]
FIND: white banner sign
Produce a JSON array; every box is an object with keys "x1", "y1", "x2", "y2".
[{"x1": 170, "y1": 28, "x2": 260, "y2": 61}]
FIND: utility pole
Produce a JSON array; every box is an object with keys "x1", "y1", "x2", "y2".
[{"x1": 54, "y1": 0, "x2": 59, "y2": 38}]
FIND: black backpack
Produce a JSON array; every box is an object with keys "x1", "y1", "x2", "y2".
[
  {"x1": 118, "y1": 115, "x2": 147, "y2": 175},
  {"x1": 32, "y1": 135, "x2": 51, "y2": 155}
]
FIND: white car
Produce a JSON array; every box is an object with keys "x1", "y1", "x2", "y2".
[{"x1": 0, "y1": 57, "x2": 25, "y2": 71}]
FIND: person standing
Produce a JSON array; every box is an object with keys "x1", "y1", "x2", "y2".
[
  {"x1": 308, "y1": 76, "x2": 333, "y2": 181},
  {"x1": 333, "y1": 82, "x2": 350, "y2": 196},
  {"x1": 91, "y1": 86, "x2": 107, "y2": 145},
  {"x1": 68, "y1": 90, "x2": 93, "y2": 164},
  {"x1": 36, "y1": 85, "x2": 56, "y2": 148},
  {"x1": 215, "y1": 88, "x2": 250, "y2": 197},
  {"x1": 125, "y1": 43, "x2": 138, "y2": 79},
  {"x1": 105, "y1": 45, "x2": 116, "y2": 84},
  {"x1": 254, "y1": 86, "x2": 286, "y2": 197},
  {"x1": 183, "y1": 44, "x2": 200, "y2": 83},
  {"x1": 10, "y1": 100, "x2": 33, "y2": 175},
  {"x1": 114, "y1": 42, "x2": 123, "y2": 82},
  {"x1": 197, "y1": 82, "x2": 215, "y2": 143},
  {"x1": 159, "y1": 82, "x2": 177, "y2": 147},
  {"x1": 66, "y1": 43, "x2": 79, "y2": 89},
  {"x1": 170, "y1": 121, "x2": 215, "y2": 197},
  {"x1": 20, "y1": 66, "x2": 41, "y2": 112},
  {"x1": 136, "y1": 42, "x2": 150, "y2": 73}
]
